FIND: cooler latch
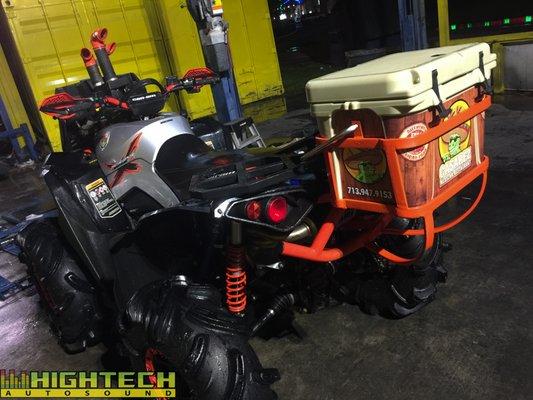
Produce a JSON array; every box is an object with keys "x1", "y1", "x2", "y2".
[
  {"x1": 478, "y1": 51, "x2": 493, "y2": 96},
  {"x1": 431, "y1": 70, "x2": 450, "y2": 119}
]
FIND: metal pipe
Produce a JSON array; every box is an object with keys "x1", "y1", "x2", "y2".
[
  {"x1": 286, "y1": 222, "x2": 313, "y2": 243},
  {"x1": 230, "y1": 221, "x2": 242, "y2": 246}
]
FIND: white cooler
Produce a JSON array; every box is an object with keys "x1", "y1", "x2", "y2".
[{"x1": 305, "y1": 43, "x2": 496, "y2": 209}]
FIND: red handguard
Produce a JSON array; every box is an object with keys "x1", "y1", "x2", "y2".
[
  {"x1": 182, "y1": 67, "x2": 216, "y2": 80},
  {"x1": 39, "y1": 93, "x2": 87, "y2": 120},
  {"x1": 166, "y1": 68, "x2": 218, "y2": 93}
]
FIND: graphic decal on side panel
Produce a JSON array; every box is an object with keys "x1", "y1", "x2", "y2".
[
  {"x1": 439, "y1": 100, "x2": 473, "y2": 187},
  {"x1": 342, "y1": 148, "x2": 387, "y2": 184},
  {"x1": 107, "y1": 132, "x2": 144, "y2": 188},
  {"x1": 399, "y1": 123, "x2": 429, "y2": 161}
]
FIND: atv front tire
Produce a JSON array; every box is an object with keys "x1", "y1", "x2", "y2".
[
  {"x1": 122, "y1": 280, "x2": 279, "y2": 400},
  {"x1": 18, "y1": 219, "x2": 103, "y2": 353}
]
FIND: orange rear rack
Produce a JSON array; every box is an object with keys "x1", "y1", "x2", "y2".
[{"x1": 282, "y1": 95, "x2": 491, "y2": 265}]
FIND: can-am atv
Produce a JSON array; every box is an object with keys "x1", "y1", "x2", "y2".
[{"x1": 18, "y1": 29, "x2": 492, "y2": 399}]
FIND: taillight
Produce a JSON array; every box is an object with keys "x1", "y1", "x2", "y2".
[
  {"x1": 245, "y1": 200, "x2": 262, "y2": 221},
  {"x1": 266, "y1": 197, "x2": 288, "y2": 224}
]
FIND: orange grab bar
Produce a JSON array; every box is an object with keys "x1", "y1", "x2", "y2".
[{"x1": 282, "y1": 158, "x2": 488, "y2": 265}]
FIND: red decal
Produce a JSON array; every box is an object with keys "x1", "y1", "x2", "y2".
[
  {"x1": 109, "y1": 162, "x2": 142, "y2": 188},
  {"x1": 107, "y1": 132, "x2": 144, "y2": 188}
]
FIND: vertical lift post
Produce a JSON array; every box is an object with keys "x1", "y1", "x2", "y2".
[{"x1": 186, "y1": 0, "x2": 265, "y2": 149}]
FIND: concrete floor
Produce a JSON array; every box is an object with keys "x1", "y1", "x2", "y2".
[{"x1": 0, "y1": 98, "x2": 532, "y2": 399}]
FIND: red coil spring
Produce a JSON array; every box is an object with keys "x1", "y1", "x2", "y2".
[{"x1": 226, "y1": 245, "x2": 247, "y2": 314}]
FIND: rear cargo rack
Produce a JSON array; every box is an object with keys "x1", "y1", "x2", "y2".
[{"x1": 282, "y1": 95, "x2": 491, "y2": 265}]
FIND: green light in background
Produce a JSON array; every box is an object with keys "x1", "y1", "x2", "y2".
[
  {"x1": 484, "y1": 21, "x2": 490, "y2": 27},
  {"x1": 503, "y1": 18, "x2": 510, "y2": 25},
  {"x1": 526, "y1": 16, "x2": 532, "y2": 23},
  {"x1": 450, "y1": 24, "x2": 457, "y2": 31},
  {"x1": 467, "y1": 23, "x2": 473, "y2": 28}
]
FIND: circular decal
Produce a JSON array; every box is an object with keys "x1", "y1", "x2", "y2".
[
  {"x1": 342, "y1": 148, "x2": 387, "y2": 184},
  {"x1": 99, "y1": 132, "x2": 110, "y2": 151},
  {"x1": 439, "y1": 100, "x2": 471, "y2": 163},
  {"x1": 399, "y1": 123, "x2": 429, "y2": 161}
]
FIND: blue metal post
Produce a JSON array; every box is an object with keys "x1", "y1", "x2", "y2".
[
  {"x1": 398, "y1": 0, "x2": 428, "y2": 51},
  {"x1": 187, "y1": 0, "x2": 243, "y2": 124},
  {"x1": 211, "y1": 69, "x2": 243, "y2": 123},
  {"x1": 0, "y1": 95, "x2": 38, "y2": 161}
]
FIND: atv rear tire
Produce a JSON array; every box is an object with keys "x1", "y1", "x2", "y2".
[
  {"x1": 18, "y1": 219, "x2": 103, "y2": 353},
  {"x1": 121, "y1": 280, "x2": 279, "y2": 400},
  {"x1": 337, "y1": 218, "x2": 447, "y2": 319}
]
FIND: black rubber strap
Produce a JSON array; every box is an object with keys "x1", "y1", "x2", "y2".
[
  {"x1": 432, "y1": 69, "x2": 450, "y2": 119},
  {"x1": 478, "y1": 51, "x2": 493, "y2": 95}
]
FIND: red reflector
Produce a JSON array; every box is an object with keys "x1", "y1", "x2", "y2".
[
  {"x1": 266, "y1": 197, "x2": 288, "y2": 224},
  {"x1": 245, "y1": 201, "x2": 262, "y2": 221}
]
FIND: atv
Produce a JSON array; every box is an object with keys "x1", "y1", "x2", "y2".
[{"x1": 18, "y1": 28, "x2": 492, "y2": 399}]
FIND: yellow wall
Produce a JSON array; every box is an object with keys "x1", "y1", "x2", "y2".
[
  {"x1": 224, "y1": 0, "x2": 284, "y2": 103},
  {"x1": 2, "y1": 0, "x2": 284, "y2": 151}
]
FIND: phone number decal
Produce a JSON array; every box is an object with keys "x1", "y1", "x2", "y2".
[{"x1": 347, "y1": 186, "x2": 393, "y2": 200}]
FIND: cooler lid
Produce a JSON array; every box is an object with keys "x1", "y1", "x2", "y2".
[{"x1": 306, "y1": 43, "x2": 496, "y2": 105}]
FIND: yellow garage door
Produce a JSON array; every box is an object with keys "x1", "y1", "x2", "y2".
[
  {"x1": 4, "y1": 0, "x2": 174, "y2": 150},
  {"x1": 225, "y1": 0, "x2": 284, "y2": 104},
  {"x1": 2, "y1": 0, "x2": 284, "y2": 151}
]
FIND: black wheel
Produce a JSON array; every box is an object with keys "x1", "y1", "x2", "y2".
[
  {"x1": 17, "y1": 219, "x2": 103, "y2": 353},
  {"x1": 121, "y1": 280, "x2": 279, "y2": 400},
  {"x1": 336, "y1": 218, "x2": 448, "y2": 319}
]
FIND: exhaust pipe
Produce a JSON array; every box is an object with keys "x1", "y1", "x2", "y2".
[
  {"x1": 80, "y1": 48, "x2": 105, "y2": 87},
  {"x1": 286, "y1": 221, "x2": 315, "y2": 242},
  {"x1": 90, "y1": 28, "x2": 117, "y2": 82}
]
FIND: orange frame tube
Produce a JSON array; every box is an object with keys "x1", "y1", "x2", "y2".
[{"x1": 282, "y1": 94, "x2": 492, "y2": 265}]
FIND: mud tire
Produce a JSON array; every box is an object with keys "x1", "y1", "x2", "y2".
[
  {"x1": 338, "y1": 218, "x2": 448, "y2": 319},
  {"x1": 122, "y1": 280, "x2": 279, "y2": 400},
  {"x1": 18, "y1": 220, "x2": 103, "y2": 353}
]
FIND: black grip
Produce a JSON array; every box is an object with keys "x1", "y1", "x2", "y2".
[
  {"x1": 86, "y1": 64, "x2": 105, "y2": 87},
  {"x1": 94, "y1": 47, "x2": 117, "y2": 82}
]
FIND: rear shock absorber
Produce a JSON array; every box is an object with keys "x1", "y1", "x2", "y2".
[{"x1": 226, "y1": 221, "x2": 247, "y2": 314}]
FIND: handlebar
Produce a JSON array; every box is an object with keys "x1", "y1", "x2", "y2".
[
  {"x1": 39, "y1": 93, "x2": 98, "y2": 120},
  {"x1": 40, "y1": 28, "x2": 221, "y2": 121},
  {"x1": 39, "y1": 69, "x2": 220, "y2": 120}
]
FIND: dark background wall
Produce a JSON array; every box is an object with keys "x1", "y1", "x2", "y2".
[{"x1": 448, "y1": 0, "x2": 531, "y2": 23}]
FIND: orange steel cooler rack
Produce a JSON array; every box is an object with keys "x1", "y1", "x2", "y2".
[{"x1": 282, "y1": 95, "x2": 491, "y2": 265}]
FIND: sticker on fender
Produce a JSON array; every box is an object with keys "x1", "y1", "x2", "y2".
[{"x1": 85, "y1": 178, "x2": 121, "y2": 219}]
